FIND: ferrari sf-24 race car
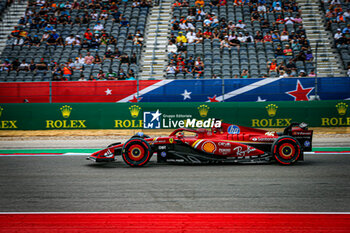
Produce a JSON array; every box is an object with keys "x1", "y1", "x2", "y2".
[{"x1": 87, "y1": 122, "x2": 313, "y2": 167}]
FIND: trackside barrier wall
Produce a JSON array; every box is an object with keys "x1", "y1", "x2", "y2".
[
  {"x1": 0, "y1": 100, "x2": 349, "y2": 130},
  {"x1": 0, "y1": 77, "x2": 349, "y2": 103}
]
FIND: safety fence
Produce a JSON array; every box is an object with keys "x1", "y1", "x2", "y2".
[
  {"x1": 0, "y1": 100, "x2": 349, "y2": 130},
  {"x1": 0, "y1": 77, "x2": 349, "y2": 103}
]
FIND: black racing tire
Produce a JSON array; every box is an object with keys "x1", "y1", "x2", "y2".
[
  {"x1": 272, "y1": 136, "x2": 301, "y2": 165},
  {"x1": 122, "y1": 138, "x2": 152, "y2": 167}
]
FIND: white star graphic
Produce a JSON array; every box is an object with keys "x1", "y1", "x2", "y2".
[
  {"x1": 256, "y1": 96, "x2": 266, "y2": 102},
  {"x1": 105, "y1": 88, "x2": 112, "y2": 95},
  {"x1": 151, "y1": 109, "x2": 162, "y2": 122},
  {"x1": 181, "y1": 89, "x2": 192, "y2": 100}
]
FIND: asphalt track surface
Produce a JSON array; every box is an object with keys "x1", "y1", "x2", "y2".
[{"x1": 0, "y1": 137, "x2": 349, "y2": 212}]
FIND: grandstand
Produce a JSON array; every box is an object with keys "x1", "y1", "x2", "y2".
[{"x1": 0, "y1": 0, "x2": 347, "y2": 81}]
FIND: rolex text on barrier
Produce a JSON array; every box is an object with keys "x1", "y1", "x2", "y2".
[{"x1": 0, "y1": 100, "x2": 349, "y2": 130}]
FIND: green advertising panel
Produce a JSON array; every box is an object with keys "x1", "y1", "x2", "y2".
[{"x1": 0, "y1": 100, "x2": 349, "y2": 130}]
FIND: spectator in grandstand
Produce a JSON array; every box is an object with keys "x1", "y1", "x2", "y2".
[
  {"x1": 308, "y1": 70, "x2": 316, "y2": 77},
  {"x1": 97, "y1": 70, "x2": 106, "y2": 80},
  {"x1": 46, "y1": 30, "x2": 59, "y2": 46},
  {"x1": 279, "y1": 70, "x2": 288, "y2": 78},
  {"x1": 118, "y1": 68, "x2": 126, "y2": 80},
  {"x1": 104, "y1": 47, "x2": 114, "y2": 60},
  {"x1": 52, "y1": 63, "x2": 62, "y2": 78},
  {"x1": 74, "y1": 58, "x2": 84, "y2": 72},
  {"x1": 176, "y1": 32, "x2": 187, "y2": 44},
  {"x1": 112, "y1": 9, "x2": 122, "y2": 23},
  {"x1": 29, "y1": 59, "x2": 36, "y2": 72},
  {"x1": 283, "y1": 44, "x2": 293, "y2": 57},
  {"x1": 81, "y1": 39, "x2": 90, "y2": 50},
  {"x1": 291, "y1": 39, "x2": 301, "y2": 51},
  {"x1": 273, "y1": 2, "x2": 282, "y2": 12},
  {"x1": 32, "y1": 35, "x2": 40, "y2": 47},
  {"x1": 342, "y1": 24, "x2": 350, "y2": 34},
  {"x1": 220, "y1": 36, "x2": 231, "y2": 49},
  {"x1": 36, "y1": 58, "x2": 48, "y2": 71},
  {"x1": 130, "y1": 53, "x2": 137, "y2": 64},
  {"x1": 0, "y1": 59, "x2": 11, "y2": 71},
  {"x1": 280, "y1": 31, "x2": 289, "y2": 41},
  {"x1": 254, "y1": 31, "x2": 264, "y2": 42},
  {"x1": 84, "y1": 52, "x2": 94, "y2": 66},
  {"x1": 114, "y1": 48, "x2": 121, "y2": 59},
  {"x1": 78, "y1": 74, "x2": 87, "y2": 81},
  {"x1": 276, "y1": 15, "x2": 284, "y2": 24},
  {"x1": 263, "y1": 32, "x2": 272, "y2": 42},
  {"x1": 237, "y1": 33, "x2": 245, "y2": 43},
  {"x1": 84, "y1": 29, "x2": 93, "y2": 41},
  {"x1": 100, "y1": 10, "x2": 109, "y2": 20},
  {"x1": 126, "y1": 69, "x2": 136, "y2": 80},
  {"x1": 120, "y1": 53, "x2": 130, "y2": 65},
  {"x1": 93, "y1": 21, "x2": 104, "y2": 32},
  {"x1": 185, "y1": 62, "x2": 194, "y2": 74},
  {"x1": 298, "y1": 70, "x2": 307, "y2": 77},
  {"x1": 293, "y1": 14, "x2": 303, "y2": 24},
  {"x1": 177, "y1": 41, "x2": 187, "y2": 53},
  {"x1": 120, "y1": 16, "x2": 129, "y2": 27},
  {"x1": 106, "y1": 69, "x2": 117, "y2": 80},
  {"x1": 285, "y1": 59, "x2": 297, "y2": 76},
  {"x1": 243, "y1": 32, "x2": 253, "y2": 42},
  {"x1": 10, "y1": 26, "x2": 20, "y2": 38},
  {"x1": 271, "y1": 31, "x2": 280, "y2": 42},
  {"x1": 194, "y1": 64, "x2": 204, "y2": 79},
  {"x1": 90, "y1": 36, "x2": 100, "y2": 50},
  {"x1": 41, "y1": 30, "x2": 50, "y2": 44},
  {"x1": 241, "y1": 69, "x2": 249, "y2": 78},
  {"x1": 18, "y1": 17, "x2": 26, "y2": 26},
  {"x1": 166, "y1": 63, "x2": 176, "y2": 74},
  {"x1": 186, "y1": 29, "x2": 198, "y2": 44},
  {"x1": 267, "y1": 59, "x2": 278, "y2": 74},
  {"x1": 133, "y1": 33, "x2": 143, "y2": 46},
  {"x1": 305, "y1": 49, "x2": 314, "y2": 62},
  {"x1": 18, "y1": 60, "x2": 29, "y2": 71},
  {"x1": 195, "y1": 0, "x2": 204, "y2": 7},
  {"x1": 88, "y1": 75, "x2": 96, "y2": 81},
  {"x1": 236, "y1": 20, "x2": 246, "y2": 30},
  {"x1": 168, "y1": 41, "x2": 178, "y2": 57},
  {"x1": 65, "y1": 34, "x2": 75, "y2": 46}
]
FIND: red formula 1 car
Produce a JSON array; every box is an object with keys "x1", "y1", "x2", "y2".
[{"x1": 87, "y1": 122, "x2": 313, "y2": 166}]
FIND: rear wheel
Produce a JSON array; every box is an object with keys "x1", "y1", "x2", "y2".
[
  {"x1": 122, "y1": 138, "x2": 152, "y2": 167},
  {"x1": 272, "y1": 136, "x2": 301, "y2": 165}
]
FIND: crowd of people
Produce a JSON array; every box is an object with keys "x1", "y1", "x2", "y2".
[
  {"x1": 0, "y1": 0, "x2": 151, "y2": 81},
  {"x1": 323, "y1": 0, "x2": 350, "y2": 76},
  {"x1": 166, "y1": 0, "x2": 315, "y2": 78}
]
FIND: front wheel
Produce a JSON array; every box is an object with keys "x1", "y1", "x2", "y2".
[
  {"x1": 272, "y1": 136, "x2": 301, "y2": 165},
  {"x1": 122, "y1": 138, "x2": 152, "y2": 167}
]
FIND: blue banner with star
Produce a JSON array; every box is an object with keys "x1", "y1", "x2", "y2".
[{"x1": 132, "y1": 77, "x2": 350, "y2": 102}]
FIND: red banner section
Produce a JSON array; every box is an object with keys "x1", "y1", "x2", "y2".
[
  {"x1": 0, "y1": 213, "x2": 349, "y2": 232},
  {"x1": 0, "y1": 82, "x2": 50, "y2": 103},
  {"x1": 0, "y1": 80, "x2": 159, "y2": 103}
]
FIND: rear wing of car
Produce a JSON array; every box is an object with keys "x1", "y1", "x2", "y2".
[{"x1": 284, "y1": 122, "x2": 313, "y2": 152}]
